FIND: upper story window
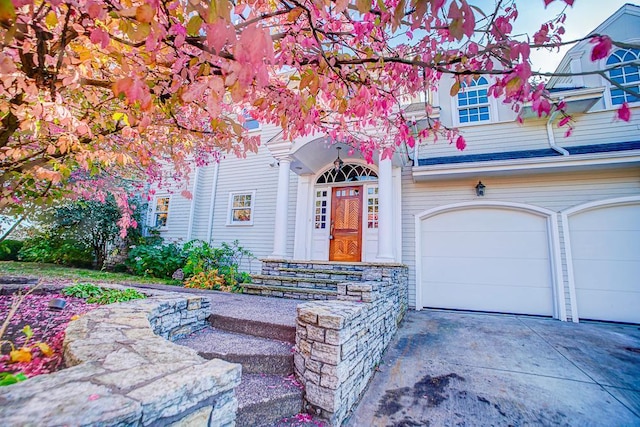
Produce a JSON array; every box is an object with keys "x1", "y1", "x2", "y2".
[
  {"x1": 228, "y1": 191, "x2": 255, "y2": 225},
  {"x1": 607, "y1": 48, "x2": 640, "y2": 105},
  {"x1": 457, "y1": 77, "x2": 490, "y2": 123},
  {"x1": 153, "y1": 197, "x2": 170, "y2": 228}
]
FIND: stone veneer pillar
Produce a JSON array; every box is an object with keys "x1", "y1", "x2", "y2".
[
  {"x1": 376, "y1": 153, "x2": 395, "y2": 261},
  {"x1": 270, "y1": 156, "x2": 292, "y2": 259}
]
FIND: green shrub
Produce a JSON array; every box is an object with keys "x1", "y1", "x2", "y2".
[
  {"x1": 62, "y1": 283, "x2": 104, "y2": 299},
  {"x1": 182, "y1": 240, "x2": 217, "y2": 277},
  {"x1": 125, "y1": 243, "x2": 185, "y2": 278},
  {"x1": 87, "y1": 288, "x2": 146, "y2": 304},
  {"x1": 0, "y1": 240, "x2": 23, "y2": 261},
  {"x1": 181, "y1": 240, "x2": 254, "y2": 278},
  {"x1": 62, "y1": 283, "x2": 146, "y2": 304},
  {"x1": 18, "y1": 234, "x2": 94, "y2": 268}
]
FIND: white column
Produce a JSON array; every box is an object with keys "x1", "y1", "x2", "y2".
[
  {"x1": 270, "y1": 157, "x2": 292, "y2": 259},
  {"x1": 376, "y1": 153, "x2": 395, "y2": 262},
  {"x1": 293, "y1": 174, "x2": 312, "y2": 260}
]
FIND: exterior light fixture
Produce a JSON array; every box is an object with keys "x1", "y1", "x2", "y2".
[
  {"x1": 333, "y1": 147, "x2": 344, "y2": 171},
  {"x1": 48, "y1": 298, "x2": 67, "y2": 311},
  {"x1": 475, "y1": 181, "x2": 486, "y2": 197}
]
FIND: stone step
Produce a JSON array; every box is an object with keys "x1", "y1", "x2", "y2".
[
  {"x1": 251, "y1": 274, "x2": 343, "y2": 288},
  {"x1": 174, "y1": 327, "x2": 294, "y2": 375},
  {"x1": 272, "y1": 267, "x2": 364, "y2": 279},
  {"x1": 208, "y1": 311, "x2": 297, "y2": 343},
  {"x1": 236, "y1": 374, "x2": 304, "y2": 427},
  {"x1": 241, "y1": 282, "x2": 338, "y2": 301}
]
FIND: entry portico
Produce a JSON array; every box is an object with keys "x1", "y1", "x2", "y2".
[{"x1": 267, "y1": 133, "x2": 404, "y2": 264}]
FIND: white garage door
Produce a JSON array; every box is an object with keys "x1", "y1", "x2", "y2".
[
  {"x1": 568, "y1": 203, "x2": 640, "y2": 324},
  {"x1": 420, "y1": 207, "x2": 554, "y2": 316}
]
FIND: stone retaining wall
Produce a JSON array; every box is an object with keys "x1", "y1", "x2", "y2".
[
  {"x1": 294, "y1": 266, "x2": 408, "y2": 426},
  {"x1": 0, "y1": 286, "x2": 241, "y2": 426}
]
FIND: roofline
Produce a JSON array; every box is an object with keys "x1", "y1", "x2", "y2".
[{"x1": 412, "y1": 150, "x2": 640, "y2": 181}]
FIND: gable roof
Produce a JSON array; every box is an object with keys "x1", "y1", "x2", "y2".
[{"x1": 547, "y1": 3, "x2": 640, "y2": 89}]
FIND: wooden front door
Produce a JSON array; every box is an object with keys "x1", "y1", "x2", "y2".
[{"x1": 329, "y1": 186, "x2": 363, "y2": 262}]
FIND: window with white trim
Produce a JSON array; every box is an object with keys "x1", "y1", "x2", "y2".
[
  {"x1": 367, "y1": 187, "x2": 379, "y2": 229},
  {"x1": 154, "y1": 197, "x2": 170, "y2": 228},
  {"x1": 314, "y1": 190, "x2": 328, "y2": 229},
  {"x1": 457, "y1": 77, "x2": 491, "y2": 123},
  {"x1": 228, "y1": 191, "x2": 255, "y2": 225},
  {"x1": 607, "y1": 48, "x2": 640, "y2": 105}
]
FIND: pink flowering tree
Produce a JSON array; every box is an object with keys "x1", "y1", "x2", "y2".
[{"x1": 0, "y1": 0, "x2": 636, "y2": 236}]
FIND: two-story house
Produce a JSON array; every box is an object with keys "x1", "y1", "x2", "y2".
[{"x1": 149, "y1": 4, "x2": 640, "y2": 324}]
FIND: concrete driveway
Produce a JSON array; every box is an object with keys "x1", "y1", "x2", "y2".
[{"x1": 345, "y1": 310, "x2": 640, "y2": 426}]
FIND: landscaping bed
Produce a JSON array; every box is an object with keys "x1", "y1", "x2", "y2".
[{"x1": 0, "y1": 290, "x2": 98, "y2": 382}]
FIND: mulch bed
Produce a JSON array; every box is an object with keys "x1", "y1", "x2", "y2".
[{"x1": 0, "y1": 290, "x2": 98, "y2": 378}]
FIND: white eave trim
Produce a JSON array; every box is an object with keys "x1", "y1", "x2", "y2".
[{"x1": 412, "y1": 150, "x2": 640, "y2": 181}]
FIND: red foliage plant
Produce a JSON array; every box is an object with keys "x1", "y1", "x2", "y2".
[{"x1": 0, "y1": 291, "x2": 98, "y2": 379}]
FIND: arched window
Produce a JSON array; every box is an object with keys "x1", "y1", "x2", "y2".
[
  {"x1": 316, "y1": 164, "x2": 378, "y2": 184},
  {"x1": 457, "y1": 77, "x2": 490, "y2": 123},
  {"x1": 606, "y1": 48, "x2": 640, "y2": 105}
]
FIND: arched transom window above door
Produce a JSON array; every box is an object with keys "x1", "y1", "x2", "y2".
[{"x1": 316, "y1": 163, "x2": 378, "y2": 184}]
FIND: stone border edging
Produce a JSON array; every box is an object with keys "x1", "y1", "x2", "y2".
[{"x1": 0, "y1": 285, "x2": 242, "y2": 427}]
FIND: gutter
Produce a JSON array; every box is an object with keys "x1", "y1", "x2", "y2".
[{"x1": 546, "y1": 109, "x2": 570, "y2": 156}]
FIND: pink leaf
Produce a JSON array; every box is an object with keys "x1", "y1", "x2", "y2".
[
  {"x1": 617, "y1": 102, "x2": 631, "y2": 122},
  {"x1": 590, "y1": 36, "x2": 612, "y2": 61},
  {"x1": 455, "y1": 135, "x2": 466, "y2": 151},
  {"x1": 88, "y1": 394, "x2": 100, "y2": 401}
]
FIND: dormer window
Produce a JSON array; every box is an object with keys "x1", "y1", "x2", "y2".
[
  {"x1": 606, "y1": 48, "x2": 640, "y2": 105},
  {"x1": 457, "y1": 77, "x2": 491, "y2": 123}
]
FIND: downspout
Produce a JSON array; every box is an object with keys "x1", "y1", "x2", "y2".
[
  {"x1": 547, "y1": 108, "x2": 570, "y2": 156},
  {"x1": 207, "y1": 161, "x2": 220, "y2": 243},
  {"x1": 186, "y1": 166, "x2": 200, "y2": 241}
]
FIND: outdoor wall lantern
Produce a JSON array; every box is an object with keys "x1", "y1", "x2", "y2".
[
  {"x1": 333, "y1": 147, "x2": 344, "y2": 171},
  {"x1": 475, "y1": 181, "x2": 486, "y2": 197}
]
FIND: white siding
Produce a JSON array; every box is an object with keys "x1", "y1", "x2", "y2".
[
  {"x1": 417, "y1": 107, "x2": 640, "y2": 160},
  {"x1": 209, "y1": 125, "x2": 298, "y2": 273},
  {"x1": 190, "y1": 164, "x2": 216, "y2": 241},
  {"x1": 152, "y1": 169, "x2": 196, "y2": 243},
  {"x1": 402, "y1": 168, "x2": 640, "y2": 311}
]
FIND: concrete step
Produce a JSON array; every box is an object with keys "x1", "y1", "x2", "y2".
[
  {"x1": 236, "y1": 374, "x2": 304, "y2": 427},
  {"x1": 209, "y1": 311, "x2": 297, "y2": 343},
  {"x1": 241, "y1": 282, "x2": 338, "y2": 301},
  {"x1": 174, "y1": 327, "x2": 294, "y2": 375}
]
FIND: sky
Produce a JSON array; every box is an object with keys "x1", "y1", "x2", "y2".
[{"x1": 496, "y1": 0, "x2": 634, "y2": 72}]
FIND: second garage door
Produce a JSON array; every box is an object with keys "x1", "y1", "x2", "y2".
[
  {"x1": 419, "y1": 206, "x2": 555, "y2": 316},
  {"x1": 567, "y1": 202, "x2": 640, "y2": 324}
]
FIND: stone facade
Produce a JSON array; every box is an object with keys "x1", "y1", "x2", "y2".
[
  {"x1": 294, "y1": 265, "x2": 408, "y2": 426},
  {"x1": 0, "y1": 286, "x2": 242, "y2": 426}
]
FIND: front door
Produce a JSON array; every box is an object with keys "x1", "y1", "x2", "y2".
[{"x1": 329, "y1": 186, "x2": 363, "y2": 262}]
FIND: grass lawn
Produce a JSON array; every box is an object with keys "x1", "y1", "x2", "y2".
[{"x1": 0, "y1": 261, "x2": 179, "y2": 286}]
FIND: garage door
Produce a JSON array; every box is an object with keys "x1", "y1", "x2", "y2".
[
  {"x1": 420, "y1": 207, "x2": 554, "y2": 316},
  {"x1": 568, "y1": 203, "x2": 640, "y2": 324}
]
